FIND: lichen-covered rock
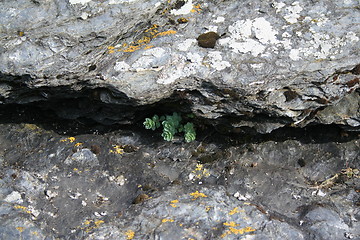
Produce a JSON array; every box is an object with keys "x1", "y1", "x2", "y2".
[
  {"x1": 0, "y1": 123, "x2": 359, "y2": 239},
  {"x1": 0, "y1": 0, "x2": 360, "y2": 238},
  {"x1": 0, "y1": 0, "x2": 359, "y2": 133}
]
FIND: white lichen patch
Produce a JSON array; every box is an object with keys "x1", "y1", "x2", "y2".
[
  {"x1": 221, "y1": 17, "x2": 279, "y2": 56},
  {"x1": 227, "y1": 19, "x2": 252, "y2": 40},
  {"x1": 171, "y1": 0, "x2": 193, "y2": 15},
  {"x1": 157, "y1": 53, "x2": 202, "y2": 84},
  {"x1": 289, "y1": 29, "x2": 359, "y2": 61},
  {"x1": 4, "y1": 191, "x2": 23, "y2": 204},
  {"x1": 108, "y1": 175, "x2": 126, "y2": 186},
  {"x1": 272, "y1": 2, "x2": 286, "y2": 12},
  {"x1": 250, "y1": 63, "x2": 264, "y2": 69},
  {"x1": 206, "y1": 25, "x2": 218, "y2": 32},
  {"x1": 227, "y1": 39, "x2": 265, "y2": 56},
  {"x1": 109, "y1": 0, "x2": 138, "y2": 4},
  {"x1": 69, "y1": 0, "x2": 92, "y2": 4},
  {"x1": 114, "y1": 61, "x2": 130, "y2": 72},
  {"x1": 206, "y1": 51, "x2": 231, "y2": 71},
  {"x1": 213, "y1": 16, "x2": 225, "y2": 23},
  {"x1": 131, "y1": 47, "x2": 168, "y2": 71},
  {"x1": 345, "y1": 31, "x2": 359, "y2": 42},
  {"x1": 177, "y1": 39, "x2": 196, "y2": 51},
  {"x1": 252, "y1": 18, "x2": 279, "y2": 44},
  {"x1": 289, "y1": 49, "x2": 301, "y2": 61},
  {"x1": 186, "y1": 52, "x2": 202, "y2": 63},
  {"x1": 283, "y1": 1, "x2": 303, "y2": 24}
]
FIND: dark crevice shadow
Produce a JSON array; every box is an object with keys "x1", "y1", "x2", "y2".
[{"x1": 0, "y1": 98, "x2": 359, "y2": 145}]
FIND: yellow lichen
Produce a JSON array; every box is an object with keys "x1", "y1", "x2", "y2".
[
  {"x1": 94, "y1": 220, "x2": 104, "y2": 227},
  {"x1": 205, "y1": 206, "x2": 212, "y2": 212},
  {"x1": 74, "y1": 142, "x2": 83, "y2": 147},
  {"x1": 229, "y1": 226, "x2": 256, "y2": 235},
  {"x1": 221, "y1": 226, "x2": 256, "y2": 238},
  {"x1": 109, "y1": 24, "x2": 176, "y2": 53},
  {"x1": 16, "y1": 227, "x2": 25, "y2": 232},
  {"x1": 60, "y1": 137, "x2": 76, "y2": 143},
  {"x1": 189, "y1": 191, "x2": 208, "y2": 200},
  {"x1": 192, "y1": 164, "x2": 211, "y2": 180},
  {"x1": 123, "y1": 45, "x2": 141, "y2": 53},
  {"x1": 170, "y1": 199, "x2": 179, "y2": 208},
  {"x1": 14, "y1": 205, "x2": 32, "y2": 214},
  {"x1": 125, "y1": 230, "x2": 135, "y2": 239},
  {"x1": 195, "y1": 164, "x2": 203, "y2": 171},
  {"x1": 191, "y1": 4, "x2": 201, "y2": 13},
  {"x1": 144, "y1": 45, "x2": 154, "y2": 49},
  {"x1": 223, "y1": 222, "x2": 240, "y2": 227},
  {"x1": 73, "y1": 168, "x2": 82, "y2": 173},
  {"x1": 110, "y1": 145, "x2": 124, "y2": 154},
  {"x1": 81, "y1": 219, "x2": 105, "y2": 233},
  {"x1": 229, "y1": 207, "x2": 243, "y2": 215},
  {"x1": 154, "y1": 30, "x2": 177, "y2": 37},
  {"x1": 161, "y1": 218, "x2": 175, "y2": 223}
]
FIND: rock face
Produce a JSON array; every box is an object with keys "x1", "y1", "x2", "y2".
[
  {"x1": 0, "y1": 0, "x2": 360, "y2": 239},
  {"x1": 0, "y1": 123, "x2": 359, "y2": 239},
  {"x1": 0, "y1": 0, "x2": 359, "y2": 132}
]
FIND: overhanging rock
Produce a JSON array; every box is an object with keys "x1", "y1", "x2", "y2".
[{"x1": 0, "y1": 0, "x2": 359, "y2": 133}]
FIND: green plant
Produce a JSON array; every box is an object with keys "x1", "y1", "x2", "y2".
[{"x1": 143, "y1": 112, "x2": 196, "y2": 142}]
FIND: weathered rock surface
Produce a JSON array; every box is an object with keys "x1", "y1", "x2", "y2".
[
  {"x1": 0, "y1": 123, "x2": 359, "y2": 239},
  {"x1": 1, "y1": 0, "x2": 360, "y2": 239},
  {"x1": 0, "y1": 0, "x2": 359, "y2": 132}
]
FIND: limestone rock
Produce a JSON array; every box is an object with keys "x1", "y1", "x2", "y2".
[{"x1": 0, "y1": 0, "x2": 359, "y2": 133}]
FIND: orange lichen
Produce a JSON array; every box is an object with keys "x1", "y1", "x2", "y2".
[{"x1": 16, "y1": 227, "x2": 25, "y2": 232}]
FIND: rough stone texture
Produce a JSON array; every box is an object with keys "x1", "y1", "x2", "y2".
[
  {"x1": 1, "y1": 0, "x2": 360, "y2": 239},
  {"x1": 0, "y1": 123, "x2": 359, "y2": 239},
  {"x1": 0, "y1": 0, "x2": 359, "y2": 132}
]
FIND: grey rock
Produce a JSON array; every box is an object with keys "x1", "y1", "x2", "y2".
[
  {"x1": 0, "y1": 0, "x2": 359, "y2": 133},
  {"x1": 0, "y1": 123, "x2": 359, "y2": 239},
  {"x1": 0, "y1": 0, "x2": 360, "y2": 239}
]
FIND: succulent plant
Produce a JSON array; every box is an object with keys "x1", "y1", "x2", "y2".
[{"x1": 143, "y1": 112, "x2": 196, "y2": 142}]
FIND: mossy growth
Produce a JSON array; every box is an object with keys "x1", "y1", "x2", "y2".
[{"x1": 143, "y1": 112, "x2": 196, "y2": 142}]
